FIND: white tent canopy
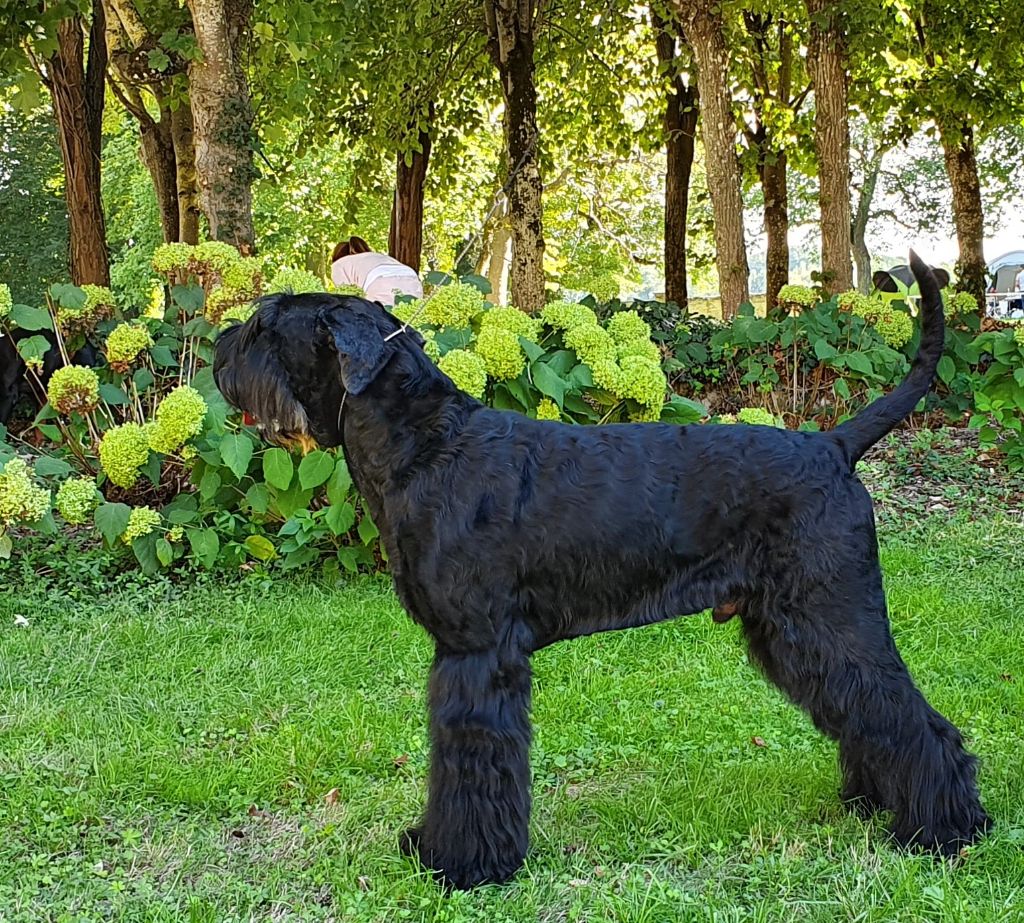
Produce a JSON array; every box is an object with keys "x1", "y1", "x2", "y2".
[{"x1": 988, "y1": 250, "x2": 1024, "y2": 293}]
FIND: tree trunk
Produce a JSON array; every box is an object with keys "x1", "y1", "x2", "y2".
[
  {"x1": 806, "y1": 0, "x2": 852, "y2": 295},
  {"x1": 171, "y1": 102, "x2": 201, "y2": 245},
  {"x1": 186, "y1": 0, "x2": 255, "y2": 251},
  {"x1": 48, "y1": 6, "x2": 110, "y2": 286},
  {"x1": 938, "y1": 119, "x2": 987, "y2": 313},
  {"x1": 388, "y1": 123, "x2": 432, "y2": 273},
  {"x1": 851, "y1": 144, "x2": 884, "y2": 294},
  {"x1": 654, "y1": 13, "x2": 698, "y2": 309},
  {"x1": 673, "y1": 1, "x2": 749, "y2": 319},
  {"x1": 760, "y1": 152, "x2": 789, "y2": 312},
  {"x1": 485, "y1": 0, "x2": 545, "y2": 312},
  {"x1": 486, "y1": 221, "x2": 513, "y2": 307},
  {"x1": 138, "y1": 103, "x2": 181, "y2": 243}
]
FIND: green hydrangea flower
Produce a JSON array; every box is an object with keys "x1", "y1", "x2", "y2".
[
  {"x1": 122, "y1": 506, "x2": 162, "y2": 542},
  {"x1": 1014, "y1": 326, "x2": 1024, "y2": 347},
  {"x1": 167, "y1": 525, "x2": 185, "y2": 543},
  {"x1": 391, "y1": 299, "x2": 423, "y2": 326},
  {"x1": 99, "y1": 423, "x2": 151, "y2": 488},
  {"x1": 480, "y1": 306, "x2": 542, "y2": 342},
  {"x1": 847, "y1": 296, "x2": 913, "y2": 348},
  {"x1": 152, "y1": 242, "x2": 195, "y2": 274},
  {"x1": 589, "y1": 357, "x2": 624, "y2": 393},
  {"x1": 423, "y1": 333, "x2": 441, "y2": 361},
  {"x1": 438, "y1": 349, "x2": 487, "y2": 398},
  {"x1": 616, "y1": 338, "x2": 661, "y2": 364},
  {"x1": 777, "y1": 285, "x2": 818, "y2": 309},
  {"x1": 0, "y1": 457, "x2": 51, "y2": 526},
  {"x1": 334, "y1": 283, "x2": 366, "y2": 297},
  {"x1": 57, "y1": 285, "x2": 115, "y2": 335},
  {"x1": 193, "y1": 241, "x2": 241, "y2": 273},
  {"x1": 716, "y1": 413, "x2": 737, "y2": 424},
  {"x1": 219, "y1": 302, "x2": 258, "y2": 325},
  {"x1": 474, "y1": 326, "x2": 525, "y2": 381},
  {"x1": 148, "y1": 386, "x2": 208, "y2": 454},
  {"x1": 105, "y1": 322, "x2": 153, "y2": 372},
  {"x1": 949, "y1": 291, "x2": 979, "y2": 316},
  {"x1": 205, "y1": 258, "x2": 261, "y2": 323},
  {"x1": 606, "y1": 310, "x2": 652, "y2": 346},
  {"x1": 736, "y1": 407, "x2": 780, "y2": 427},
  {"x1": 424, "y1": 283, "x2": 484, "y2": 329},
  {"x1": 535, "y1": 398, "x2": 561, "y2": 421},
  {"x1": 629, "y1": 404, "x2": 661, "y2": 422},
  {"x1": 564, "y1": 323, "x2": 617, "y2": 367},
  {"x1": 267, "y1": 267, "x2": 325, "y2": 295},
  {"x1": 47, "y1": 365, "x2": 100, "y2": 415},
  {"x1": 618, "y1": 355, "x2": 666, "y2": 408},
  {"x1": 540, "y1": 300, "x2": 598, "y2": 331},
  {"x1": 55, "y1": 476, "x2": 100, "y2": 525},
  {"x1": 0, "y1": 282, "x2": 12, "y2": 321}
]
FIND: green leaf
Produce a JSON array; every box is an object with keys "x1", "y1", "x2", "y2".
[
  {"x1": 937, "y1": 355, "x2": 956, "y2": 385},
  {"x1": 834, "y1": 378, "x2": 851, "y2": 400},
  {"x1": 132, "y1": 533, "x2": 162, "y2": 574},
  {"x1": 272, "y1": 483, "x2": 314, "y2": 519},
  {"x1": 325, "y1": 501, "x2": 356, "y2": 535},
  {"x1": 156, "y1": 537, "x2": 175, "y2": 567},
  {"x1": 95, "y1": 502, "x2": 131, "y2": 546},
  {"x1": 519, "y1": 338, "x2": 545, "y2": 362},
  {"x1": 460, "y1": 273, "x2": 492, "y2": 295},
  {"x1": 16, "y1": 335, "x2": 51, "y2": 365},
  {"x1": 150, "y1": 345, "x2": 177, "y2": 368},
  {"x1": 532, "y1": 362, "x2": 567, "y2": 408},
  {"x1": 298, "y1": 450, "x2": 334, "y2": 489},
  {"x1": 545, "y1": 350, "x2": 577, "y2": 377},
  {"x1": 845, "y1": 352, "x2": 874, "y2": 376},
  {"x1": 337, "y1": 547, "x2": 360, "y2": 573},
  {"x1": 9, "y1": 304, "x2": 53, "y2": 331},
  {"x1": 813, "y1": 338, "x2": 838, "y2": 361},
  {"x1": 357, "y1": 514, "x2": 379, "y2": 544},
  {"x1": 244, "y1": 482, "x2": 270, "y2": 514},
  {"x1": 33, "y1": 455, "x2": 72, "y2": 478},
  {"x1": 199, "y1": 470, "x2": 221, "y2": 500},
  {"x1": 186, "y1": 528, "x2": 220, "y2": 569},
  {"x1": 263, "y1": 447, "x2": 294, "y2": 490},
  {"x1": 326, "y1": 457, "x2": 352, "y2": 504},
  {"x1": 99, "y1": 383, "x2": 130, "y2": 406},
  {"x1": 49, "y1": 283, "x2": 86, "y2": 309},
  {"x1": 220, "y1": 433, "x2": 254, "y2": 480},
  {"x1": 133, "y1": 368, "x2": 156, "y2": 392},
  {"x1": 171, "y1": 284, "x2": 205, "y2": 314},
  {"x1": 659, "y1": 396, "x2": 707, "y2": 425},
  {"x1": 0, "y1": 533, "x2": 12, "y2": 560},
  {"x1": 243, "y1": 535, "x2": 277, "y2": 561}
]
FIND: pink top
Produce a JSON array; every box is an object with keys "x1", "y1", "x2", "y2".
[{"x1": 331, "y1": 252, "x2": 423, "y2": 306}]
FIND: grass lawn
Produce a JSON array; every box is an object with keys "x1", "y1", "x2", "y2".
[{"x1": 2, "y1": 517, "x2": 1023, "y2": 922}]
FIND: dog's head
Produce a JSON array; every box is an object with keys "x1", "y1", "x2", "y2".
[{"x1": 214, "y1": 293, "x2": 417, "y2": 450}]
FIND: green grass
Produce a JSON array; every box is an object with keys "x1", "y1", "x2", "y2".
[{"x1": 2, "y1": 518, "x2": 1024, "y2": 921}]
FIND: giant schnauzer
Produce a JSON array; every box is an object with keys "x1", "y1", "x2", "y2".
[{"x1": 214, "y1": 252, "x2": 989, "y2": 889}]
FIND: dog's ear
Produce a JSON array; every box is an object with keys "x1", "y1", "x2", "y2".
[
  {"x1": 932, "y1": 268, "x2": 951, "y2": 289},
  {"x1": 322, "y1": 304, "x2": 390, "y2": 395}
]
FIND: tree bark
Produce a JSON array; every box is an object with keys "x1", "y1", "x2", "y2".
[
  {"x1": 186, "y1": 0, "x2": 255, "y2": 251},
  {"x1": 138, "y1": 103, "x2": 181, "y2": 243},
  {"x1": 851, "y1": 144, "x2": 884, "y2": 294},
  {"x1": 388, "y1": 118, "x2": 432, "y2": 273},
  {"x1": 760, "y1": 152, "x2": 789, "y2": 311},
  {"x1": 806, "y1": 0, "x2": 852, "y2": 295},
  {"x1": 654, "y1": 13, "x2": 698, "y2": 309},
  {"x1": 48, "y1": 5, "x2": 110, "y2": 286},
  {"x1": 485, "y1": 0, "x2": 545, "y2": 312},
  {"x1": 171, "y1": 102, "x2": 201, "y2": 244},
  {"x1": 938, "y1": 118, "x2": 987, "y2": 312},
  {"x1": 673, "y1": 1, "x2": 749, "y2": 319}
]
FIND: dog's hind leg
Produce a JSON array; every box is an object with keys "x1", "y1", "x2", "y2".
[
  {"x1": 404, "y1": 620, "x2": 532, "y2": 889},
  {"x1": 741, "y1": 575, "x2": 989, "y2": 857}
]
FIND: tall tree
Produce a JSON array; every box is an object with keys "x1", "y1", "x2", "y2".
[
  {"x1": 484, "y1": 0, "x2": 545, "y2": 312},
  {"x1": 103, "y1": 1, "x2": 200, "y2": 245},
  {"x1": 806, "y1": 0, "x2": 853, "y2": 295},
  {"x1": 388, "y1": 103, "x2": 433, "y2": 273},
  {"x1": 672, "y1": 0, "x2": 749, "y2": 318},
  {"x1": 736, "y1": 11, "x2": 811, "y2": 311},
  {"x1": 186, "y1": 0, "x2": 254, "y2": 250},
  {"x1": 653, "y1": 8, "x2": 699, "y2": 309}
]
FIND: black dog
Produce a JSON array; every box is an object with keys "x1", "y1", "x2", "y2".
[
  {"x1": 0, "y1": 329, "x2": 99, "y2": 425},
  {"x1": 214, "y1": 252, "x2": 989, "y2": 889}
]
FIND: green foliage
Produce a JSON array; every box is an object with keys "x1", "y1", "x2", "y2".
[{"x1": 967, "y1": 327, "x2": 1024, "y2": 469}]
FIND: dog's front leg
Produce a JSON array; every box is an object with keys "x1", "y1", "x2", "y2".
[{"x1": 403, "y1": 626, "x2": 532, "y2": 889}]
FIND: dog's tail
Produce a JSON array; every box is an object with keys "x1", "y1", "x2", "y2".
[{"x1": 831, "y1": 250, "x2": 945, "y2": 466}]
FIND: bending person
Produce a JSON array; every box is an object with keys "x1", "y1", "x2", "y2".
[{"x1": 330, "y1": 236, "x2": 423, "y2": 306}]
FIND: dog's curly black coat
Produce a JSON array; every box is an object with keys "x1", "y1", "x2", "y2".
[{"x1": 214, "y1": 253, "x2": 989, "y2": 889}]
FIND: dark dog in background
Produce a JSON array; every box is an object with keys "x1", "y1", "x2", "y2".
[
  {"x1": 214, "y1": 252, "x2": 989, "y2": 889},
  {"x1": 0, "y1": 330, "x2": 98, "y2": 425}
]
